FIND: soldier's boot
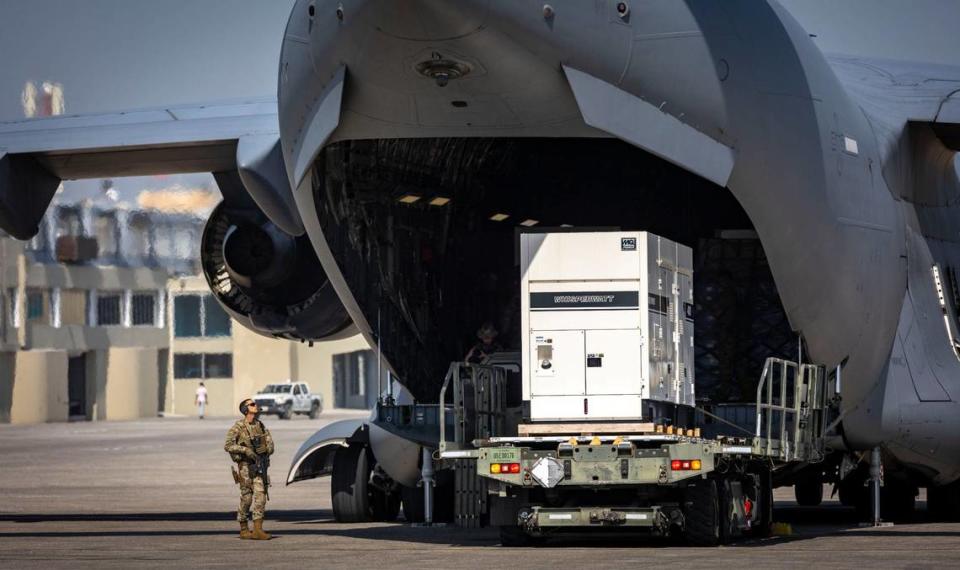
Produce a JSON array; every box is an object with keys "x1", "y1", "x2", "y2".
[
  {"x1": 239, "y1": 521, "x2": 252, "y2": 539},
  {"x1": 251, "y1": 519, "x2": 272, "y2": 540}
]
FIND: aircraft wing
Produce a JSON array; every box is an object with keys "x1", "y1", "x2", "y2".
[
  {"x1": 0, "y1": 98, "x2": 300, "y2": 240},
  {"x1": 828, "y1": 55, "x2": 960, "y2": 148}
]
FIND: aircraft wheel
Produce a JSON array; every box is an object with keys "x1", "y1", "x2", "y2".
[
  {"x1": 331, "y1": 444, "x2": 372, "y2": 522},
  {"x1": 794, "y1": 476, "x2": 823, "y2": 506},
  {"x1": 928, "y1": 481, "x2": 960, "y2": 521}
]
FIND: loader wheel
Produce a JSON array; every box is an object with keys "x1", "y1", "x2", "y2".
[
  {"x1": 331, "y1": 444, "x2": 372, "y2": 522},
  {"x1": 684, "y1": 478, "x2": 721, "y2": 546}
]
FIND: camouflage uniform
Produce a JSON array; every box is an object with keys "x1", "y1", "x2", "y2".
[{"x1": 224, "y1": 419, "x2": 275, "y2": 522}]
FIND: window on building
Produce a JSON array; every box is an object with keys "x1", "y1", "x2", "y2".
[
  {"x1": 25, "y1": 289, "x2": 46, "y2": 323},
  {"x1": 97, "y1": 292, "x2": 122, "y2": 326},
  {"x1": 55, "y1": 208, "x2": 83, "y2": 238},
  {"x1": 174, "y1": 295, "x2": 202, "y2": 337},
  {"x1": 94, "y1": 213, "x2": 119, "y2": 258},
  {"x1": 128, "y1": 214, "x2": 152, "y2": 259},
  {"x1": 204, "y1": 353, "x2": 233, "y2": 378},
  {"x1": 173, "y1": 354, "x2": 203, "y2": 379},
  {"x1": 131, "y1": 292, "x2": 156, "y2": 326},
  {"x1": 5, "y1": 288, "x2": 15, "y2": 326},
  {"x1": 174, "y1": 353, "x2": 232, "y2": 380},
  {"x1": 60, "y1": 289, "x2": 87, "y2": 326},
  {"x1": 203, "y1": 296, "x2": 231, "y2": 337},
  {"x1": 174, "y1": 294, "x2": 231, "y2": 337}
]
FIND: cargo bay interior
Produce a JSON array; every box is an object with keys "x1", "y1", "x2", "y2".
[{"x1": 314, "y1": 138, "x2": 796, "y2": 404}]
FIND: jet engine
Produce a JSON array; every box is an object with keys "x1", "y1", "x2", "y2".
[{"x1": 200, "y1": 202, "x2": 354, "y2": 341}]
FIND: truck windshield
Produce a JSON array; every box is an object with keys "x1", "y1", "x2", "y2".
[{"x1": 260, "y1": 385, "x2": 292, "y2": 394}]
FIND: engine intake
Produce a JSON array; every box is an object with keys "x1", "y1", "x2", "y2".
[{"x1": 201, "y1": 202, "x2": 354, "y2": 341}]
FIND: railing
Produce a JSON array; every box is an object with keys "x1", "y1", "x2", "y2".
[
  {"x1": 754, "y1": 357, "x2": 827, "y2": 462},
  {"x1": 439, "y1": 362, "x2": 508, "y2": 453}
]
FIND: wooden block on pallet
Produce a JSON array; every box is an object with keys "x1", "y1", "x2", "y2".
[{"x1": 517, "y1": 422, "x2": 656, "y2": 436}]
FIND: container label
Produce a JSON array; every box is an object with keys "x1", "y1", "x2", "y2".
[{"x1": 531, "y1": 291, "x2": 640, "y2": 310}]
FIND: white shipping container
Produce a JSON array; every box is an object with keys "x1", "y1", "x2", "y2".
[{"x1": 520, "y1": 231, "x2": 695, "y2": 422}]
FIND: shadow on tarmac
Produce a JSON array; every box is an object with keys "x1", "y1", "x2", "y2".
[{"x1": 2, "y1": 505, "x2": 958, "y2": 545}]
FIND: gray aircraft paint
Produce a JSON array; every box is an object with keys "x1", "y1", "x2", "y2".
[
  {"x1": 277, "y1": 0, "x2": 960, "y2": 484},
  {"x1": 1, "y1": 0, "x2": 959, "y2": 486}
]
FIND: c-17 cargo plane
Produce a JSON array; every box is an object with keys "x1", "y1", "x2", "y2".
[{"x1": 1, "y1": 0, "x2": 959, "y2": 531}]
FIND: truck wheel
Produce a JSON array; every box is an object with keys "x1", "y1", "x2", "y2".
[
  {"x1": 309, "y1": 401, "x2": 321, "y2": 419},
  {"x1": 753, "y1": 468, "x2": 773, "y2": 538},
  {"x1": 794, "y1": 477, "x2": 823, "y2": 506},
  {"x1": 684, "y1": 478, "x2": 721, "y2": 546},
  {"x1": 332, "y1": 444, "x2": 372, "y2": 522},
  {"x1": 280, "y1": 403, "x2": 293, "y2": 420}
]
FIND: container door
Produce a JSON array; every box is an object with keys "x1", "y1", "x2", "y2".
[
  {"x1": 530, "y1": 330, "x2": 585, "y2": 396},
  {"x1": 585, "y1": 329, "x2": 643, "y2": 395}
]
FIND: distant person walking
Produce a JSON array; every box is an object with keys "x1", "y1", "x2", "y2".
[
  {"x1": 195, "y1": 382, "x2": 208, "y2": 419},
  {"x1": 224, "y1": 399, "x2": 275, "y2": 540}
]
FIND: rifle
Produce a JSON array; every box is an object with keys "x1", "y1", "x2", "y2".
[{"x1": 250, "y1": 435, "x2": 271, "y2": 500}]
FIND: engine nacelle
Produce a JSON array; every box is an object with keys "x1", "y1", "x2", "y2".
[{"x1": 200, "y1": 202, "x2": 354, "y2": 341}]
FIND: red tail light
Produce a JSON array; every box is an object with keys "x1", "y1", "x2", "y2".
[{"x1": 670, "y1": 459, "x2": 702, "y2": 471}]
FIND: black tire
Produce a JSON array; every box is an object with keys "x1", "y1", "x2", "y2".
[
  {"x1": 280, "y1": 403, "x2": 293, "y2": 420},
  {"x1": 309, "y1": 401, "x2": 321, "y2": 419},
  {"x1": 684, "y1": 478, "x2": 721, "y2": 546},
  {"x1": 880, "y1": 481, "x2": 916, "y2": 522},
  {"x1": 754, "y1": 468, "x2": 773, "y2": 538},
  {"x1": 332, "y1": 445, "x2": 372, "y2": 522},
  {"x1": 795, "y1": 478, "x2": 823, "y2": 507},
  {"x1": 928, "y1": 482, "x2": 960, "y2": 521},
  {"x1": 717, "y1": 478, "x2": 737, "y2": 543},
  {"x1": 401, "y1": 484, "x2": 425, "y2": 523},
  {"x1": 400, "y1": 471, "x2": 455, "y2": 524}
]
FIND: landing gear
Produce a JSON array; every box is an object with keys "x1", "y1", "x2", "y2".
[
  {"x1": 794, "y1": 474, "x2": 823, "y2": 506},
  {"x1": 928, "y1": 480, "x2": 960, "y2": 521},
  {"x1": 331, "y1": 444, "x2": 401, "y2": 522}
]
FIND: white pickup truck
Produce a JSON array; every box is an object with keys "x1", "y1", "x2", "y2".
[{"x1": 253, "y1": 382, "x2": 323, "y2": 420}]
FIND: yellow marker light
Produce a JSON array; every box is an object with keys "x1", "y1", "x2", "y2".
[
  {"x1": 429, "y1": 197, "x2": 451, "y2": 206},
  {"x1": 490, "y1": 463, "x2": 502, "y2": 474},
  {"x1": 691, "y1": 459, "x2": 702, "y2": 470},
  {"x1": 398, "y1": 194, "x2": 421, "y2": 204},
  {"x1": 590, "y1": 436, "x2": 601, "y2": 446}
]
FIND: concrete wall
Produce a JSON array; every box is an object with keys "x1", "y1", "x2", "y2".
[
  {"x1": 171, "y1": 378, "x2": 233, "y2": 419},
  {"x1": 8, "y1": 350, "x2": 69, "y2": 424},
  {"x1": 104, "y1": 347, "x2": 160, "y2": 421},
  {"x1": 293, "y1": 336, "x2": 371, "y2": 412}
]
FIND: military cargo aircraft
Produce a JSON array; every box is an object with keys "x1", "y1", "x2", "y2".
[{"x1": 1, "y1": 1, "x2": 959, "y2": 522}]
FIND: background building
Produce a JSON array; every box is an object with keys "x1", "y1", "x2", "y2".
[{"x1": 166, "y1": 276, "x2": 370, "y2": 418}]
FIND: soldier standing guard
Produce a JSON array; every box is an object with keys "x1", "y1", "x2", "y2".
[{"x1": 224, "y1": 398, "x2": 275, "y2": 540}]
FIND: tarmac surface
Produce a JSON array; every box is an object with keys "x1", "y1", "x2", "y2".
[{"x1": 1, "y1": 413, "x2": 958, "y2": 569}]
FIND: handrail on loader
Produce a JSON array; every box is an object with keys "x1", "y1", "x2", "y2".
[
  {"x1": 754, "y1": 357, "x2": 827, "y2": 462},
  {"x1": 439, "y1": 362, "x2": 508, "y2": 453}
]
